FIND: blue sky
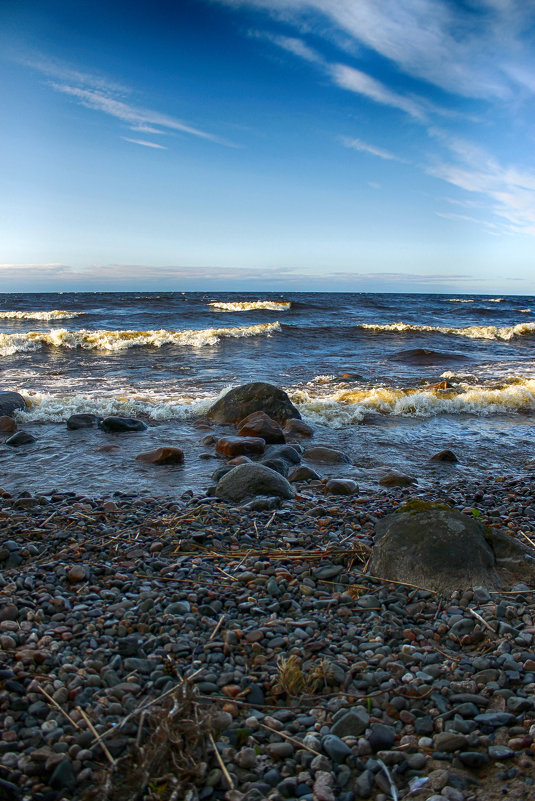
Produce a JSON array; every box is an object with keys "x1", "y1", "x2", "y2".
[{"x1": 1, "y1": 0, "x2": 535, "y2": 293}]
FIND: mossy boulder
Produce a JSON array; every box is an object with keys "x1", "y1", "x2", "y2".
[{"x1": 371, "y1": 505, "x2": 500, "y2": 592}]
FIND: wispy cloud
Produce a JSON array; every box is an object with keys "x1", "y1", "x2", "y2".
[
  {"x1": 427, "y1": 129, "x2": 535, "y2": 234},
  {"x1": 341, "y1": 136, "x2": 403, "y2": 162},
  {"x1": 255, "y1": 32, "x2": 323, "y2": 63},
  {"x1": 22, "y1": 54, "x2": 232, "y2": 146},
  {"x1": 122, "y1": 137, "x2": 167, "y2": 150},
  {"x1": 218, "y1": 0, "x2": 535, "y2": 100},
  {"x1": 330, "y1": 64, "x2": 425, "y2": 120}
]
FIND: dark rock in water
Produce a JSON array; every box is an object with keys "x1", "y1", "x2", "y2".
[
  {"x1": 5, "y1": 431, "x2": 36, "y2": 447},
  {"x1": 136, "y1": 446, "x2": 184, "y2": 465},
  {"x1": 283, "y1": 418, "x2": 313, "y2": 438},
  {"x1": 430, "y1": 448, "x2": 459, "y2": 463},
  {"x1": 0, "y1": 391, "x2": 26, "y2": 417},
  {"x1": 67, "y1": 413, "x2": 102, "y2": 430},
  {"x1": 237, "y1": 410, "x2": 285, "y2": 443},
  {"x1": 212, "y1": 465, "x2": 233, "y2": 482},
  {"x1": 303, "y1": 446, "x2": 351, "y2": 464},
  {"x1": 99, "y1": 416, "x2": 148, "y2": 432},
  {"x1": 388, "y1": 348, "x2": 469, "y2": 365},
  {"x1": 379, "y1": 472, "x2": 417, "y2": 487},
  {"x1": 215, "y1": 436, "x2": 266, "y2": 457},
  {"x1": 0, "y1": 416, "x2": 17, "y2": 434},
  {"x1": 207, "y1": 382, "x2": 301, "y2": 424},
  {"x1": 215, "y1": 463, "x2": 293, "y2": 503},
  {"x1": 371, "y1": 501, "x2": 500, "y2": 592},
  {"x1": 288, "y1": 465, "x2": 321, "y2": 482},
  {"x1": 326, "y1": 479, "x2": 358, "y2": 495},
  {"x1": 261, "y1": 457, "x2": 290, "y2": 477}
]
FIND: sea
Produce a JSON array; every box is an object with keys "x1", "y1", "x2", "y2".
[{"x1": 1, "y1": 291, "x2": 534, "y2": 497}]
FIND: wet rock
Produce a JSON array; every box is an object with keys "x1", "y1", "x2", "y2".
[
  {"x1": 430, "y1": 449, "x2": 459, "y2": 463},
  {"x1": 378, "y1": 472, "x2": 416, "y2": 487},
  {"x1": 207, "y1": 382, "x2": 301, "y2": 424},
  {"x1": 99, "y1": 416, "x2": 148, "y2": 432},
  {"x1": 260, "y1": 457, "x2": 290, "y2": 477},
  {"x1": 288, "y1": 465, "x2": 321, "y2": 482},
  {"x1": 216, "y1": 436, "x2": 266, "y2": 457},
  {"x1": 215, "y1": 463, "x2": 293, "y2": 503},
  {"x1": 388, "y1": 348, "x2": 468, "y2": 365},
  {"x1": 303, "y1": 446, "x2": 351, "y2": 464},
  {"x1": 0, "y1": 416, "x2": 17, "y2": 434},
  {"x1": 135, "y1": 447, "x2": 185, "y2": 465},
  {"x1": 370, "y1": 502, "x2": 501, "y2": 593},
  {"x1": 237, "y1": 411, "x2": 285, "y2": 444},
  {"x1": 0, "y1": 391, "x2": 26, "y2": 417},
  {"x1": 5, "y1": 431, "x2": 36, "y2": 446},
  {"x1": 283, "y1": 418, "x2": 313, "y2": 438},
  {"x1": 66, "y1": 413, "x2": 102, "y2": 430},
  {"x1": 326, "y1": 479, "x2": 358, "y2": 495}
]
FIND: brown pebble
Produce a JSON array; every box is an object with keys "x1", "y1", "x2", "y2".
[
  {"x1": 0, "y1": 416, "x2": 17, "y2": 434},
  {"x1": 67, "y1": 565, "x2": 86, "y2": 583}
]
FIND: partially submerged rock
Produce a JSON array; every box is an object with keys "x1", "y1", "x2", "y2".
[
  {"x1": 326, "y1": 479, "x2": 358, "y2": 496},
  {"x1": 430, "y1": 449, "x2": 459, "y2": 463},
  {"x1": 135, "y1": 447, "x2": 184, "y2": 465},
  {"x1": 370, "y1": 502, "x2": 502, "y2": 592},
  {"x1": 99, "y1": 417, "x2": 148, "y2": 433},
  {"x1": 67, "y1": 413, "x2": 102, "y2": 430},
  {"x1": 215, "y1": 462, "x2": 294, "y2": 503},
  {"x1": 207, "y1": 382, "x2": 301, "y2": 424},
  {"x1": 0, "y1": 416, "x2": 17, "y2": 434},
  {"x1": 288, "y1": 465, "x2": 321, "y2": 482},
  {"x1": 5, "y1": 431, "x2": 36, "y2": 447},
  {"x1": 303, "y1": 446, "x2": 351, "y2": 464},
  {"x1": 0, "y1": 391, "x2": 26, "y2": 417},
  {"x1": 283, "y1": 418, "x2": 313, "y2": 438},
  {"x1": 215, "y1": 436, "x2": 265, "y2": 458}
]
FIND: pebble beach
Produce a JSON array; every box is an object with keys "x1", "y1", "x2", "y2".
[{"x1": 1, "y1": 469, "x2": 535, "y2": 801}]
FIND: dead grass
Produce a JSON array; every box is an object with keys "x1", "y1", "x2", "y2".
[{"x1": 81, "y1": 678, "x2": 215, "y2": 801}]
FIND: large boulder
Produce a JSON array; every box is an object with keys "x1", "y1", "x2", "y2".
[
  {"x1": 0, "y1": 391, "x2": 26, "y2": 417},
  {"x1": 370, "y1": 501, "x2": 501, "y2": 592},
  {"x1": 237, "y1": 411, "x2": 285, "y2": 444},
  {"x1": 207, "y1": 382, "x2": 300, "y2": 425},
  {"x1": 215, "y1": 463, "x2": 294, "y2": 503}
]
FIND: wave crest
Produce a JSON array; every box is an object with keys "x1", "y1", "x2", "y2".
[
  {"x1": 361, "y1": 321, "x2": 535, "y2": 341},
  {"x1": 0, "y1": 310, "x2": 85, "y2": 320},
  {"x1": 209, "y1": 301, "x2": 291, "y2": 311},
  {"x1": 0, "y1": 322, "x2": 281, "y2": 355},
  {"x1": 291, "y1": 378, "x2": 535, "y2": 427}
]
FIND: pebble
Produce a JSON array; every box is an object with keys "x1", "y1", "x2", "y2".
[{"x1": 0, "y1": 479, "x2": 533, "y2": 800}]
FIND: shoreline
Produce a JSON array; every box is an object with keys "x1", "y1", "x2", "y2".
[{"x1": 1, "y1": 475, "x2": 534, "y2": 800}]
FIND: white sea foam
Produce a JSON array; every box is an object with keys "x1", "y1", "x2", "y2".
[
  {"x1": 0, "y1": 310, "x2": 85, "y2": 320},
  {"x1": 518, "y1": 308, "x2": 531, "y2": 313},
  {"x1": 444, "y1": 298, "x2": 474, "y2": 303},
  {"x1": 360, "y1": 321, "x2": 535, "y2": 341},
  {"x1": 0, "y1": 322, "x2": 281, "y2": 355},
  {"x1": 209, "y1": 301, "x2": 291, "y2": 311},
  {"x1": 488, "y1": 298, "x2": 504, "y2": 302},
  {"x1": 290, "y1": 378, "x2": 535, "y2": 427}
]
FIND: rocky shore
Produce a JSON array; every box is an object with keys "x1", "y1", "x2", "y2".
[{"x1": 1, "y1": 471, "x2": 535, "y2": 801}]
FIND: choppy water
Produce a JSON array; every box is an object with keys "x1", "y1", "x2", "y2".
[{"x1": 1, "y1": 291, "x2": 534, "y2": 496}]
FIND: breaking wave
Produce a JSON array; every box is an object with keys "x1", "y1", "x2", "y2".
[
  {"x1": 360, "y1": 321, "x2": 535, "y2": 341},
  {"x1": 444, "y1": 298, "x2": 474, "y2": 303},
  {"x1": 0, "y1": 310, "x2": 85, "y2": 320},
  {"x1": 0, "y1": 322, "x2": 281, "y2": 356},
  {"x1": 291, "y1": 378, "x2": 535, "y2": 427},
  {"x1": 209, "y1": 301, "x2": 291, "y2": 311}
]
